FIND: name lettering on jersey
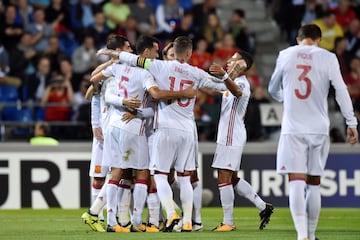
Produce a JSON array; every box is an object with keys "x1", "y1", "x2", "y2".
[
  {"x1": 297, "y1": 52, "x2": 312, "y2": 60},
  {"x1": 175, "y1": 66, "x2": 189, "y2": 76}
]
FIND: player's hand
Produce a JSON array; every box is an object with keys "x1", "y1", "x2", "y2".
[
  {"x1": 123, "y1": 95, "x2": 141, "y2": 109},
  {"x1": 96, "y1": 48, "x2": 119, "y2": 57},
  {"x1": 209, "y1": 62, "x2": 226, "y2": 77},
  {"x1": 96, "y1": 48, "x2": 109, "y2": 56},
  {"x1": 92, "y1": 127, "x2": 103, "y2": 143},
  {"x1": 346, "y1": 127, "x2": 358, "y2": 145},
  {"x1": 122, "y1": 112, "x2": 136, "y2": 123},
  {"x1": 183, "y1": 83, "x2": 196, "y2": 98}
]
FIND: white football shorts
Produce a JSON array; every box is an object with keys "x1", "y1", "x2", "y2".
[
  {"x1": 89, "y1": 137, "x2": 109, "y2": 177},
  {"x1": 152, "y1": 128, "x2": 196, "y2": 173},
  {"x1": 276, "y1": 134, "x2": 330, "y2": 176},
  {"x1": 211, "y1": 143, "x2": 244, "y2": 171},
  {"x1": 103, "y1": 126, "x2": 149, "y2": 170}
]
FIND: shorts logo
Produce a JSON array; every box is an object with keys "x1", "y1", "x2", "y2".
[
  {"x1": 123, "y1": 149, "x2": 132, "y2": 161},
  {"x1": 95, "y1": 165, "x2": 102, "y2": 173},
  {"x1": 281, "y1": 165, "x2": 286, "y2": 170}
]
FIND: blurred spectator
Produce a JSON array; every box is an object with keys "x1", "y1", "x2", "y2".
[
  {"x1": 228, "y1": 8, "x2": 256, "y2": 54},
  {"x1": 72, "y1": 75, "x2": 91, "y2": 121},
  {"x1": 130, "y1": 0, "x2": 157, "y2": 36},
  {"x1": 344, "y1": 57, "x2": 360, "y2": 104},
  {"x1": 301, "y1": 0, "x2": 324, "y2": 25},
  {"x1": 272, "y1": 0, "x2": 304, "y2": 45},
  {"x1": 333, "y1": 0, "x2": 356, "y2": 32},
  {"x1": 71, "y1": 35, "x2": 97, "y2": 76},
  {"x1": 312, "y1": 10, "x2": 344, "y2": 51},
  {"x1": 115, "y1": 15, "x2": 140, "y2": 46},
  {"x1": 246, "y1": 63, "x2": 262, "y2": 90},
  {"x1": 15, "y1": 0, "x2": 34, "y2": 28},
  {"x1": 70, "y1": 0, "x2": 100, "y2": 36},
  {"x1": 203, "y1": 12, "x2": 224, "y2": 53},
  {"x1": 83, "y1": 11, "x2": 110, "y2": 49},
  {"x1": 192, "y1": 0, "x2": 217, "y2": 34},
  {"x1": 189, "y1": 37, "x2": 212, "y2": 70},
  {"x1": 29, "y1": 0, "x2": 50, "y2": 10},
  {"x1": 91, "y1": 0, "x2": 106, "y2": 7},
  {"x1": 102, "y1": 0, "x2": 131, "y2": 30},
  {"x1": 45, "y1": 0, "x2": 71, "y2": 34},
  {"x1": 0, "y1": 5, "x2": 24, "y2": 50},
  {"x1": 29, "y1": 121, "x2": 59, "y2": 145},
  {"x1": 58, "y1": 58, "x2": 78, "y2": 92},
  {"x1": 245, "y1": 85, "x2": 271, "y2": 141},
  {"x1": 26, "y1": 56, "x2": 51, "y2": 102},
  {"x1": 0, "y1": 39, "x2": 21, "y2": 87},
  {"x1": 0, "y1": 40, "x2": 10, "y2": 74},
  {"x1": 155, "y1": 0, "x2": 183, "y2": 41},
  {"x1": 345, "y1": 19, "x2": 360, "y2": 58},
  {"x1": 42, "y1": 35, "x2": 68, "y2": 74},
  {"x1": 212, "y1": 33, "x2": 239, "y2": 67},
  {"x1": 25, "y1": 8, "x2": 53, "y2": 52},
  {"x1": 333, "y1": 36, "x2": 350, "y2": 77},
  {"x1": 41, "y1": 76, "x2": 74, "y2": 121},
  {"x1": 171, "y1": 10, "x2": 195, "y2": 40},
  {"x1": 8, "y1": 32, "x2": 37, "y2": 84}
]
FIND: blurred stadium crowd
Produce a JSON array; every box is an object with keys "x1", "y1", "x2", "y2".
[{"x1": 0, "y1": 0, "x2": 359, "y2": 143}]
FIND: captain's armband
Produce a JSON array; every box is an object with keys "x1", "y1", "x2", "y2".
[{"x1": 136, "y1": 57, "x2": 150, "y2": 69}]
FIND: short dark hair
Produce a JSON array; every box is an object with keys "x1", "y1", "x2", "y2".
[
  {"x1": 135, "y1": 35, "x2": 159, "y2": 54},
  {"x1": 106, "y1": 35, "x2": 129, "y2": 50},
  {"x1": 297, "y1": 24, "x2": 322, "y2": 41},
  {"x1": 173, "y1": 36, "x2": 192, "y2": 55},
  {"x1": 38, "y1": 122, "x2": 51, "y2": 136},
  {"x1": 234, "y1": 9, "x2": 245, "y2": 18},
  {"x1": 238, "y1": 50, "x2": 253, "y2": 71}
]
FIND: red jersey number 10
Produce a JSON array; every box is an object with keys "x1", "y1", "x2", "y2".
[{"x1": 295, "y1": 64, "x2": 312, "y2": 100}]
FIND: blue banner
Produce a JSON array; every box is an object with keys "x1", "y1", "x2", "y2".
[{"x1": 201, "y1": 153, "x2": 360, "y2": 207}]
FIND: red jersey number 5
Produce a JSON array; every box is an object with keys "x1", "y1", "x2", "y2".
[
  {"x1": 295, "y1": 64, "x2": 311, "y2": 100},
  {"x1": 118, "y1": 76, "x2": 129, "y2": 98}
]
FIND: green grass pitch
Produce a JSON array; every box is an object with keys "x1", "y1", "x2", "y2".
[{"x1": 0, "y1": 207, "x2": 359, "y2": 240}]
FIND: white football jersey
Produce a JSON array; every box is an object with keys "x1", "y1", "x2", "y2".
[
  {"x1": 216, "y1": 76, "x2": 250, "y2": 146},
  {"x1": 100, "y1": 78, "x2": 111, "y2": 132},
  {"x1": 269, "y1": 44, "x2": 357, "y2": 134},
  {"x1": 145, "y1": 59, "x2": 226, "y2": 132},
  {"x1": 102, "y1": 63, "x2": 157, "y2": 135}
]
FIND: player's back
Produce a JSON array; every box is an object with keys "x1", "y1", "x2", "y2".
[
  {"x1": 104, "y1": 64, "x2": 150, "y2": 135},
  {"x1": 149, "y1": 60, "x2": 207, "y2": 132},
  {"x1": 279, "y1": 45, "x2": 338, "y2": 134}
]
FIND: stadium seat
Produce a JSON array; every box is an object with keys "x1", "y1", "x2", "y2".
[
  {"x1": 2, "y1": 107, "x2": 33, "y2": 122},
  {"x1": 0, "y1": 85, "x2": 19, "y2": 102}
]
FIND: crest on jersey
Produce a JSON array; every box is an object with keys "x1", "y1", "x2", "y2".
[{"x1": 238, "y1": 83, "x2": 245, "y2": 90}]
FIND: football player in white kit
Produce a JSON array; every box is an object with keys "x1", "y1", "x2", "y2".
[
  {"x1": 209, "y1": 51, "x2": 274, "y2": 232},
  {"x1": 162, "y1": 41, "x2": 203, "y2": 231},
  {"x1": 91, "y1": 35, "x2": 196, "y2": 233},
  {"x1": 268, "y1": 24, "x2": 358, "y2": 240},
  {"x1": 97, "y1": 36, "x2": 236, "y2": 232},
  {"x1": 81, "y1": 36, "x2": 137, "y2": 233}
]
